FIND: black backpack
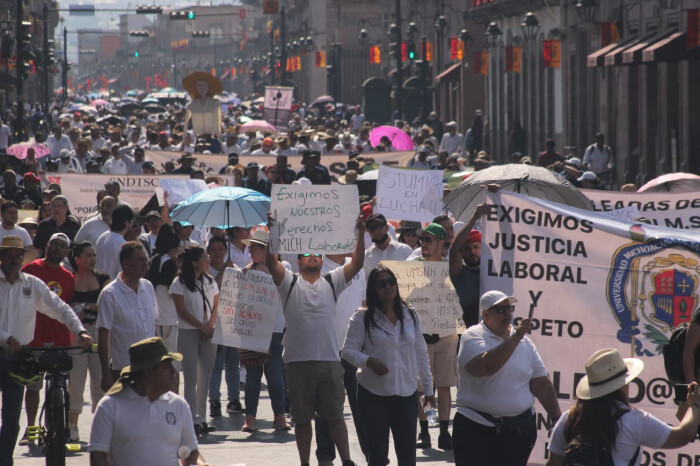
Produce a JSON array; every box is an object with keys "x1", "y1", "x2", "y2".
[
  {"x1": 663, "y1": 323, "x2": 688, "y2": 385},
  {"x1": 563, "y1": 411, "x2": 638, "y2": 466}
]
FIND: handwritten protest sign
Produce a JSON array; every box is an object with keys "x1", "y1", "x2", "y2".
[
  {"x1": 157, "y1": 178, "x2": 208, "y2": 205},
  {"x1": 383, "y1": 260, "x2": 462, "y2": 337},
  {"x1": 269, "y1": 184, "x2": 359, "y2": 254},
  {"x1": 375, "y1": 166, "x2": 444, "y2": 222},
  {"x1": 212, "y1": 268, "x2": 280, "y2": 353}
]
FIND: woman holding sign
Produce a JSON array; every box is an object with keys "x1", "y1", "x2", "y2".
[
  {"x1": 171, "y1": 245, "x2": 219, "y2": 436},
  {"x1": 342, "y1": 266, "x2": 434, "y2": 466}
]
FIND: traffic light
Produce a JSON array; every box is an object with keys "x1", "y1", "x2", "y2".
[
  {"x1": 136, "y1": 5, "x2": 163, "y2": 14},
  {"x1": 134, "y1": 51, "x2": 139, "y2": 57},
  {"x1": 47, "y1": 40, "x2": 55, "y2": 65},
  {"x1": 18, "y1": 21, "x2": 34, "y2": 81},
  {"x1": 170, "y1": 10, "x2": 195, "y2": 20},
  {"x1": 407, "y1": 42, "x2": 416, "y2": 60}
]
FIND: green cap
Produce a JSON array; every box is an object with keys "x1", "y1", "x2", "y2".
[{"x1": 417, "y1": 223, "x2": 447, "y2": 241}]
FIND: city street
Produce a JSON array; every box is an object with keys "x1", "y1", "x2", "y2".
[{"x1": 14, "y1": 379, "x2": 456, "y2": 465}]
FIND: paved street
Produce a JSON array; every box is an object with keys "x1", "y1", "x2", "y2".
[{"x1": 14, "y1": 378, "x2": 456, "y2": 465}]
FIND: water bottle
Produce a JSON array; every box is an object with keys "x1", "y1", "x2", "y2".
[{"x1": 425, "y1": 407, "x2": 438, "y2": 426}]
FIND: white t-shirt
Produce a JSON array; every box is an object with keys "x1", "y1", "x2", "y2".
[
  {"x1": 227, "y1": 243, "x2": 251, "y2": 269},
  {"x1": 89, "y1": 387, "x2": 198, "y2": 466},
  {"x1": 321, "y1": 256, "x2": 366, "y2": 347},
  {"x1": 457, "y1": 321, "x2": 547, "y2": 425},
  {"x1": 548, "y1": 406, "x2": 671, "y2": 466},
  {"x1": 0, "y1": 125, "x2": 12, "y2": 149},
  {"x1": 75, "y1": 217, "x2": 110, "y2": 246},
  {"x1": 95, "y1": 231, "x2": 126, "y2": 280},
  {"x1": 276, "y1": 267, "x2": 349, "y2": 363},
  {"x1": 103, "y1": 157, "x2": 128, "y2": 175},
  {"x1": 169, "y1": 276, "x2": 219, "y2": 330},
  {"x1": 0, "y1": 224, "x2": 32, "y2": 247},
  {"x1": 363, "y1": 238, "x2": 412, "y2": 278}
]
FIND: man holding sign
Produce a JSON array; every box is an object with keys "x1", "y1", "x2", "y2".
[{"x1": 266, "y1": 213, "x2": 365, "y2": 466}]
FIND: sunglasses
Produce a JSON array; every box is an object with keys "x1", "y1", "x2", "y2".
[
  {"x1": 489, "y1": 304, "x2": 515, "y2": 314},
  {"x1": 376, "y1": 277, "x2": 397, "y2": 289},
  {"x1": 367, "y1": 223, "x2": 386, "y2": 233},
  {"x1": 420, "y1": 236, "x2": 434, "y2": 243},
  {"x1": 302, "y1": 253, "x2": 321, "y2": 257}
]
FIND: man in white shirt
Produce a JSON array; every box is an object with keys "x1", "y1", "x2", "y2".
[
  {"x1": 0, "y1": 235, "x2": 92, "y2": 464},
  {"x1": 96, "y1": 205, "x2": 134, "y2": 280},
  {"x1": 45, "y1": 125, "x2": 74, "y2": 159},
  {"x1": 138, "y1": 211, "x2": 162, "y2": 256},
  {"x1": 439, "y1": 121, "x2": 463, "y2": 156},
  {"x1": 102, "y1": 144, "x2": 132, "y2": 175},
  {"x1": 582, "y1": 133, "x2": 614, "y2": 186},
  {"x1": 89, "y1": 337, "x2": 206, "y2": 466},
  {"x1": 266, "y1": 215, "x2": 366, "y2": 466},
  {"x1": 226, "y1": 227, "x2": 252, "y2": 268},
  {"x1": 75, "y1": 196, "x2": 115, "y2": 245},
  {"x1": 363, "y1": 213, "x2": 412, "y2": 277},
  {"x1": 89, "y1": 125, "x2": 105, "y2": 152},
  {"x1": 56, "y1": 149, "x2": 83, "y2": 173},
  {"x1": 0, "y1": 118, "x2": 12, "y2": 151},
  {"x1": 0, "y1": 201, "x2": 33, "y2": 248},
  {"x1": 251, "y1": 137, "x2": 278, "y2": 156},
  {"x1": 350, "y1": 107, "x2": 365, "y2": 132},
  {"x1": 97, "y1": 241, "x2": 157, "y2": 393},
  {"x1": 407, "y1": 146, "x2": 438, "y2": 169}
]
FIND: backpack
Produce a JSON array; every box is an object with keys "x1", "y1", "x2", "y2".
[
  {"x1": 663, "y1": 323, "x2": 688, "y2": 385},
  {"x1": 563, "y1": 411, "x2": 638, "y2": 466},
  {"x1": 284, "y1": 272, "x2": 336, "y2": 307}
]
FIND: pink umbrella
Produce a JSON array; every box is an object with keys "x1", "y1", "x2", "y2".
[
  {"x1": 6, "y1": 142, "x2": 51, "y2": 160},
  {"x1": 369, "y1": 125, "x2": 414, "y2": 151},
  {"x1": 239, "y1": 119, "x2": 278, "y2": 134},
  {"x1": 89, "y1": 99, "x2": 109, "y2": 107},
  {"x1": 637, "y1": 172, "x2": 700, "y2": 193}
]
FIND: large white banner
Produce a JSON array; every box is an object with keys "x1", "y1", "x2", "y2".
[
  {"x1": 212, "y1": 268, "x2": 280, "y2": 353},
  {"x1": 375, "y1": 165, "x2": 444, "y2": 222},
  {"x1": 480, "y1": 191, "x2": 700, "y2": 465},
  {"x1": 583, "y1": 188, "x2": 700, "y2": 230},
  {"x1": 45, "y1": 174, "x2": 187, "y2": 223},
  {"x1": 263, "y1": 86, "x2": 294, "y2": 131},
  {"x1": 383, "y1": 260, "x2": 463, "y2": 336},
  {"x1": 269, "y1": 184, "x2": 359, "y2": 254}
]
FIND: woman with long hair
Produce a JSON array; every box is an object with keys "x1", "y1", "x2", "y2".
[
  {"x1": 547, "y1": 348, "x2": 700, "y2": 465},
  {"x1": 342, "y1": 266, "x2": 434, "y2": 466},
  {"x1": 170, "y1": 245, "x2": 219, "y2": 436},
  {"x1": 67, "y1": 241, "x2": 110, "y2": 442}
]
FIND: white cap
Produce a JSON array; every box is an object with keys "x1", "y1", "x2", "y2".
[
  {"x1": 479, "y1": 290, "x2": 517, "y2": 312},
  {"x1": 577, "y1": 171, "x2": 597, "y2": 182},
  {"x1": 293, "y1": 177, "x2": 312, "y2": 185},
  {"x1": 48, "y1": 232, "x2": 71, "y2": 246}
]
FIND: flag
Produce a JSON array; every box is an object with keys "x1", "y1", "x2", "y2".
[
  {"x1": 505, "y1": 46, "x2": 522, "y2": 73},
  {"x1": 421, "y1": 41, "x2": 434, "y2": 62},
  {"x1": 543, "y1": 40, "x2": 561, "y2": 69},
  {"x1": 286, "y1": 57, "x2": 292, "y2": 72},
  {"x1": 601, "y1": 22, "x2": 620, "y2": 47},
  {"x1": 474, "y1": 51, "x2": 488, "y2": 75},
  {"x1": 369, "y1": 45, "x2": 381, "y2": 64},
  {"x1": 231, "y1": 67, "x2": 236, "y2": 78},
  {"x1": 450, "y1": 37, "x2": 464, "y2": 60},
  {"x1": 294, "y1": 56, "x2": 301, "y2": 71},
  {"x1": 688, "y1": 10, "x2": 700, "y2": 50},
  {"x1": 274, "y1": 29, "x2": 280, "y2": 44},
  {"x1": 401, "y1": 42, "x2": 407, "y2": 61},
  {"x1": 315, "y1": 51, "x2": 326, "y2": 68}
]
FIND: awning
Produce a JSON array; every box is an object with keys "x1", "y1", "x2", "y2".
[
  {"x1": 587, "y1": 42, "x2": 619, "y2": 68},
  {"x1": 622, "y1": 33, "x2": 671, "y2": 65},
  {"x1": 604, "y1": 34, "x2": 654, "y2": 66},
  {"x1": 436, "y1": 62, "x2": 462, "y2": 83},
  {"x1": 641, "y1": 32, "x2": 700, "y2": 63}
]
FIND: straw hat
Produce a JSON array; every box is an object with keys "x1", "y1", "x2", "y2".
[
  {"x1": 182, "y1": 71, "x2": 223, "y2": 99},
  {"x1": 242, "y1": 230, "x2": 269, "y2": 247},
  {"x1": 575, "y1": 348, "x2": 644, "y2": 400},
  {"x1": 0, "y1": 236, "x2": 25, "y2": 251},
  {"x1": 338, "y1": 170, "x2": 358, "y2": 185},
  {"x1": 106, "y1": 337, "x2": 183, "y2": 395}
]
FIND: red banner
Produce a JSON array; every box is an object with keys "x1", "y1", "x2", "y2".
[
  {"x1": 369, "y1": 45, "x2": 381, "y2": 64},
  {"x1": 505, "y1": 46, "x2": 522, "y2": 73},
  {"x1": 601, "y1": 22, "x2": 620, "y2": 47},
  {"x1": 543, "y1": 40, "x2": 561, "y2": 69},
  {"x1": 450, "y1": 37, "x2": 464, "y2": 60},
  {"x1": 401, "y1": 42, "x2": 407, "y2": 62},
  {"x1": 315, "y1": 51, "x2": 326, "y2": 68},
  {"x1": 421, "y1": 41, "x2": 434, "y2": 62},
  {"x1": 688, "y1": 10, "x2": 700, "y2": 50},
  {"x1": 473, "y1": 51, "x2": 488, "y2": 75}
]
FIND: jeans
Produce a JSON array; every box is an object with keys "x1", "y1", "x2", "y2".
[
  {"x1": 357, "y1": 385, "x2": 417, "y2": 466},
  {"x1": 208, "y1": 345, "x2": 240, "y2": 402},
  {"x1": 315, "y1": 359, "x2": 369, "y2": 463},
  {"x1": 178, "y1": 329, "x2": 217, "y2": 424},
  {"x1": 452, "y1": 412, "x2": 536, "y2": 466},
  {"x1": 0, "y1": 363, "x2": 25, "y2": 465},
  {"x1": 244, "y1": 332, "x2": 285, "y2": 417}
]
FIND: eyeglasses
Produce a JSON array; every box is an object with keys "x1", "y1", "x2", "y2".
[
  {"x1": 420, "y1": 236, "x2": 434, "y2": 243},
  {"x1": 489, "y1": 304, "x2": 515, "y2": 314},
  {"x1": 376, "y1": 277, "x2": 397, "y2": 289},
  {"x1": 302, "y1": 253, "x2": 321, "y2": 257},
  {"x1": 367, "y1": 223, "x2": 386, "y2": 233}
]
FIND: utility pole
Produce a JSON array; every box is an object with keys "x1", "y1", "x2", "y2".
[
  {"x1": 42, "y1": 3, "x2": 49, "y2": 116},
  {"x1": 61, "y1": 27, "x2": 67, "y2": 101},
  {"x1": 394, "y1": 0, "x2": 403, "y2": 120}
]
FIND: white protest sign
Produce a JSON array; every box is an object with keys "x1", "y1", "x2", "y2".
[
  {"x1": 157, "y1": 178, "x2": 208, "y2": 205},
  {"x1": 582, "y1": 188, "x2": 700, "y2": 230},
  {"x1": 263, "y1": 86, "x2": 294, "y2": 131},
  {"x1": 383, "y1": 260, "x2": 462, "y2": 337},
  {"x1": 269, "y1": 184, "x2": 360, "y2": 254},
  {"x1": 212, "y1": 268, "x2": 280, "y2": 353},
  {"x1": 480, "y1": 191, "x2": 700, "y2": 465},
  {"x1": 45, "y1": 174, "x2": 187, "y2": 223},
  {"x1": 375, "y1": 165, "x2": 444, "y2": 222}
]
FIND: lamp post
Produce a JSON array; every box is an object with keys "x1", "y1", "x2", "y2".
[
  {"x1": 575, "y1": 0, "x2": 599, "y2": 23},
  {"x1": 484, "y1": 22, "x2": 502, "y2": 158},
  {"x1": 434, "y1": 15, "x2": 448, "y2": 74},
  {"x1": 520, "y1": 12, "x2": 540, "y2": 158},
  {"x1": 388, "y1": 14, "x2": 403, "y2": 119}
]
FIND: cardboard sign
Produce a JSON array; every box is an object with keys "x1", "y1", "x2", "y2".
[
  {"x1": 157, "y1": 178, "x2": 208, "y2": 205},
  {"x1": 269, "y1": 184, "x2": 359, "y2": 254},
  {"x1": 383, "y1": 260, "x2": 462, "y2": 337},
  {"x1": 375, "y1": 165, "x2": 444, "y2": 222},
  {"x1": 212, "y1": 268, "x2": 280, "y2": 352}
]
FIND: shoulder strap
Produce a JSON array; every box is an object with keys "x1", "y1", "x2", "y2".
[
  {"x1": 285, "y1": 273, "x2": 299, "y2": 308},
  {"x1": 323, "y1": 272, "x2": 336, "y2": 302},
  {"x1": 628, "y1": 446, "x2": 640, "y2": 466}
]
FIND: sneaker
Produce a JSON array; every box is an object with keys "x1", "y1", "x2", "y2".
[
  {"x1": 209, "y1": 400, "x2": 222, "y2": 417},
  {"x1": 227, "y1": 399, "x2": 244, "y2": 414},
  {"x1": 273, "y1": 414, "x2": 291, "y2": 431},
  {"x1": 416, "y1": 431, "x2": 431, "y2": 449},
  {"x1": 242, "y1": 415, "x2": 258, "y2": 432},
  {"x1": 201, "y1": 422, "x2": 216, "y2": 433},
  {"x1": 437, "y1": 431, "x2": 453, "y2": 451},
  {"x1": 69, "y1": 424, "x2": 80, "y2": 442},
  {"x1": 18, "y1": 428, "x2": 31, "y2": 446}
]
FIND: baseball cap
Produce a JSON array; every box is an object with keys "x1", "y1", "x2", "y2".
[
  {"x1": 417, "y1": 223, "x2": 447, "y2": 241},
  {"x1": 365, "y1": 213, "x2": 387, "y2": 227},
  {"x1": 262, "y1": 137, "x2": 274, "y2": 146},
  {"x1": 479, "y1": 290, "x2": 518, "y2": 313},
  {"x1": 48, "y1": 232, "x2": 70, "y2": 246},
  {"x1": 141, "y1": 161, "x2": 155, "y2": 169},
  {"x1": 467, "y1": 230, "x2": 482, "y2": 243},
  {"x1": 577, "y1": 171, "x2": 597, "y2": 182},
  {"x1": 144, "y1": 210, "x2": 161, "y2": 220},
  {"x1": 247, "y1": 161, "x2": 260, "y2": 169},
  {"x1": 23, "y1": 172, "x2": 40, "y2": 183}
]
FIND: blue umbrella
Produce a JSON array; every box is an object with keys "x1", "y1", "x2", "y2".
[{"x1": 170, "y1": 187, "x2": 270, "y2": 230}]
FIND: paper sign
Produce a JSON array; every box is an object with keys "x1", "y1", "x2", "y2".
[
  {"x1": 383, "y1": 260, "x2": 461, "y2": 337},
  {"x1": 375, "y1": 165, "x2": 444, "y2": 222},
  {"x1": 158, "y1": 178, "x2": 208, "y2": 205},
  {"x1": 269, "y1": 184, "x2": 360, "y2": 254},
  {"x1": 212, "y1": 268, "x2": 280, "y2": 352}
]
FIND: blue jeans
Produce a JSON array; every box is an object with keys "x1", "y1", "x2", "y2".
[
  {"x1": 208, "y1": 345, "x2": 240, "y2": 402},
  {"x1": 0, "y1": 360, "x2": 25, "y2": 465},
  {"x1": 315, "y1": 359, "x2": 369, "y2": 462},
  {"x1": 244, "y1": 332, "x2": 285, "y2": 417}
]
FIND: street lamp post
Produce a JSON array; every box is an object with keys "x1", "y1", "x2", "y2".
[
  {"x1": 484, "y1": 22, "x2": 502, "y2": 158},
  {"x1": 575, "y1": 0, "x2": 599, "y2": 23},
  {"x1": 521, "y1": 12, "x2": 540, "y2": 157},
  {"x1": 62, "y1": 27, "x2": 68, "y2": 102},
  {"x1": 434, "y1": 15, "x2": 448, "y2": 75}
]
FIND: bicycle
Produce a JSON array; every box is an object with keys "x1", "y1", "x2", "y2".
[{"x1": 11, "y1": 344, "x2": 97, "y2": 466}]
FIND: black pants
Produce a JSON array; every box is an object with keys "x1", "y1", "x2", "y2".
[
  {"x1": 452, "y1": 412, "x2": 536, "y2": 466},
  {"x1": 357, "y1": 384, "x2": 418, "y2": 466},
  {"x1": 0, "y1": 353, "x2": 25, "y2": 466},
  {"x1": 315, "y1": 359, "x2": 369, "y2": 462}
]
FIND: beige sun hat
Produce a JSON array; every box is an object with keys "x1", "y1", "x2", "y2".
[
  {"x1": 575, "y1": 348, "x2": 644, "y2": 400},
  {"x1": 242, "y1": 230, "x2": 269, "y2": 247}
]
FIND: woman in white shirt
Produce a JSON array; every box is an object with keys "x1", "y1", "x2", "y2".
[
  {"x1": 170, "y1": 245, "x2": 219, "y2": 436},
  {"x1": 342, "y1": 266, "x2": 434, "y2": 466},
  {"x1": 547, "y1": 348, "x2": 700, "y2": 466}
]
